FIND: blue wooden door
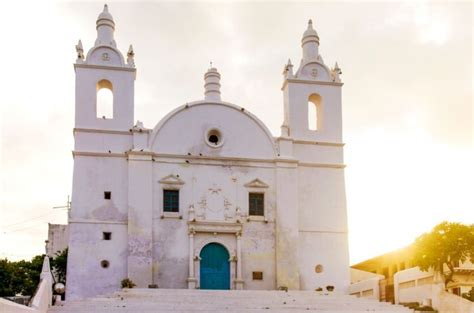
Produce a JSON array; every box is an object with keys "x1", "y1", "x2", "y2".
[{"x1": 200, "y1": 243, "x2": 230, "y2": 290}]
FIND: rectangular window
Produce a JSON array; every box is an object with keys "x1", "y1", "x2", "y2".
[
  {"x1": 252, "y1": 271, "x2": 263, "y2": 280},
  {"x1": 103, "y1": 232, "x2": 112, "y2": 240},
  {"x1": 104, "y1": 191, "x2": 111, "y2": 200},
  {"x1": 163, "y1": 190, "x2": 179, "y2": 212},
  {"x1": 249, "y1": 193, "x2": 264, "y2": 216}
]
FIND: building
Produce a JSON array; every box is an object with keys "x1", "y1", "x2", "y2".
[
  {"x1": 350, "y1": 245, "x2": 474, "y2": 310},
  {"x1": 66, "y1": 5, "x2": 349, "y2": 300},
  {"x1": 45, "y1": 223, "x2": 69, "y2": 257},
  {"x1": 351, "y1": 246, "x2": 414, "y2": 302}
]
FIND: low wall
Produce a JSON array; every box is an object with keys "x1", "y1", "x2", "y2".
[
  {"x1": 0, "y1": 279, "x2": 51, "y2": 313},
  {"x1": 0, "y1": 299, "x2": 36, "y2": 313},
  {"x1": 0, "y1": 258, "x2": 53, "y2": 313},
  {"x1": 394, "y1": 267, "x2": 434, "y2": 304},
  {"x1": 436, "y1": 289, "x2": 474, "y2": 313},
  {"x1": 349, "y1": 276, "x2": 382, "y2": 300}
]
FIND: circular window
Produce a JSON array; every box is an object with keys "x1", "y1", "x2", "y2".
[
  {"x1": 315, "y1": 264, "x2": 323, "y2": 273},
  {"x1": 205, "y1": 128, "x2": 224, "y2": 148},
  {"x1": 101, "y1": 260, "x2": 110, "y2": 268}
]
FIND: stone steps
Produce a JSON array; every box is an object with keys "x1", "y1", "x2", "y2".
[{"x1": 49, "y1": 289, "x2": 413, "y2": 313}]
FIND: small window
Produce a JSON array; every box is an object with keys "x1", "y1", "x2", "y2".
[
  {"x1": 103, "y1": 232, "x2": 112, "y2": 240},
  {"x1": 104, "y1": 191, "x2": 111, "y2": 200},
  {"x1": 205, "y1": 128, "x2": 224, "y2": 148},
  {"x1": 163, "y1": 190, "x2": 179, "y2": 212},
  {"x1": 100, "y1": 260, "x2": 110, "y2": 268},
  {"x1": 249, "y1": 193, "x2": 264, "y2": 216},
  {"x1": 209, "y1": 134, "x2": 219, "y2": 144},
  {"x1": 96, "y1": 79, "x2": 113, "y2": 119},
  {"x1": 308, "y1": 93, "x2": 322, "y2": 131},
  {"x1": 252, "y1": 271, "x2": 263, "y2": 280}
]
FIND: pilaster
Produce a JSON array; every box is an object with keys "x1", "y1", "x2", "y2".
[
  {"x1": 127, "y1": 151, "x2": 153, "y2": 287},
  {"x1": 275, "y1": 161, "x2": 300, "y2": 290}
]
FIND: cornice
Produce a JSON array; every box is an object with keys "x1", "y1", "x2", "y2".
[
  {"x1": 69, "y1": 218, "x2": 127, "y2": 225},
  {"x1": 281, "y1": 78, "x2": 343, "y2": 90},
  {"x1": 74, "y1": 128, "x2": 132, "y2": 135},
  {"x1": 299, "y1": 228, "x2": 348, "y2": 234},
  {"x1": 276, "y1": 137, "x2": 345, "y2": 147},
  {"x1": 299, "y1": 162, "x2": 345, "y2": 169},
  {"x1": 72, "y1": 151, "x2": 345, "y2": 168},
  {"x1": 74, "y1": 63, "x2": 136, "y2": 72},
  {"x1": 72, "y1": 151, "x2": 126, "y2": 158}
]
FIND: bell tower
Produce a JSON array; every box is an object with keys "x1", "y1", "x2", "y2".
[
  {"x1": 67, "y1": 5, "x2": 138, "y2": 300},
  {"x1": 74, "y1": 4, "x2": 136, "y2": 131},
  {"x1": 277, "y1": 20, "x2": 349, "y2": 293},
  {"x1": 281, "y1": 20, "x2": 343, "y2": 143}
]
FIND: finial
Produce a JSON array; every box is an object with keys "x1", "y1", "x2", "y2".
[
  {"x1": 204, "y1": 67, "x2": 221, "y2": 101},
  {"x1": 127, "y1": 45, "x2": 134, "y2": 57},
  {"x1": 127, "y1": 45, "x2": 135, "y2": 67},
  {"x1": 283, "y1": 58, "x2": 294, "y2": 78},
  {"x1": 95, "y1": 3, "x2": 116, "y2": 47},
  {"x1": 331, "y1": 61, "x2": 342, "y2": 82},
  {"x1": 301, "y1": 18, "x2": 320, "y2": 60},
  {"x1": 76, "y1": 40, "x2": 84, "y2": 62},
  {"x1": 210, "y1": 61, "x2": 213, "y2": 69}
]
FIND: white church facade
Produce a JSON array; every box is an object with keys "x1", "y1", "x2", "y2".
[{"x1": 66, "y1": 5, "x2": 350, "y2": 300}]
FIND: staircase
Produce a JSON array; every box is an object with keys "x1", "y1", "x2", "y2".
[{"x1": 49, "y1": 289, "x2": 414, "y2": 313}]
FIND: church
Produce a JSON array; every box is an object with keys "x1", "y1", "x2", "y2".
[{"x1": 66, "y1": 5, "x2": 349, "y2": 300}]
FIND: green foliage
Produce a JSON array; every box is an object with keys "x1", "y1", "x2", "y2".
[
  {"x1": 121, "y1": 278, "x2": 136, "y2": 288},
  {"x1": 51, "y1": 248, "x2": 68, "y2": 284},
  {"x1": 0, "y1": 259, "x2": 15, "y2": 296},
  {"x1": 0, "y1": 249, "x2": 68, "y2": 297},
  {"x1": 412, "y1": 221, "x2": 474, "y2": 287},
  {"x1": 0, "y1": 255, "x2": 44, "y2": 297}
]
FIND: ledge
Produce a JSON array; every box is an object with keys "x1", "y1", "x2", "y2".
[
  {"x1": 74, "y1": 128, "x2": 132, "y2": 135},
  {"x1": 74, "y1": 63, "x2": 136, "y2": 72},
  {"x1": 281, "y1": 78, "x2": 343, "y2": 90},
  {"x1": 188, "y1": 220, "x2": 242, "y2": 234},
  {"x1": 69, "y1": 218, "x2": 127, "y2": 225}
]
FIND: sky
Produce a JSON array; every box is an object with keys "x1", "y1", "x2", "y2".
[{"x1": 0, "y1": 1, "x2": 472, "y2": 264}]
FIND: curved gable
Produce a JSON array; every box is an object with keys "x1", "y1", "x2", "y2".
[{"x1": 149, "y1": 101, "x2": 277, "y2": 159}]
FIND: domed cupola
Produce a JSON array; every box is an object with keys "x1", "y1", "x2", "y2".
[
  {"x1": 95, "y1": 4, "x2": 116, "y2": 47},
  {"x1": 301, "y1": 19, "x2": 319, "y2": 61}
]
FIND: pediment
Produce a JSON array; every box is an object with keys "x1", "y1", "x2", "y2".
[
  {"x1": 158, "y1": 174, "x2": 184, "y2": 185},
  {"x1": 244, "y1": 178, "x2": 269, "y2": 189}
]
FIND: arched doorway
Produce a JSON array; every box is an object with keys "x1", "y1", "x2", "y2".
[{"x1": 199, "y1": 243, "x2": 230, "y2": 290}]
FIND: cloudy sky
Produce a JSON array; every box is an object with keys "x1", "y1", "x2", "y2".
[{"x1": 0, "y1": 1, "x2": 472, "y2": 264}]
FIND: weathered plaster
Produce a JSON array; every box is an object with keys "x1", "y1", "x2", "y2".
[{"x1": 67, "y1": 9, "x2": 349, "y2": 299}]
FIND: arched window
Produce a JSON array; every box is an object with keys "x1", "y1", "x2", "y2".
[
  {"x1": 308, "y1": 93, "x2": 322, "y2": 131},
  {"x1": 96, "y1": 80, "x2": 113, "y2": 119}
]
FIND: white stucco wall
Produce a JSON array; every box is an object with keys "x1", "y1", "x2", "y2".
[
  {"x1": 67, "y1": 8, "x2": 349, "y2": 299},
  {"x1": 46, "y1": 224, "x2": 69, "y2": 257}
]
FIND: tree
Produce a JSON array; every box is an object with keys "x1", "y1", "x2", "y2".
[
  {"x1": 412, "y1": 221, "x2": 474, "y2": 288},
  {"x1": 0, "y1": 255, "x2": 44, "y2": 297},
  {"x1": 0, "y1": 258, "x2": 15, "y2": 296},
  {"x1": 51, "y1": 248, "x2": 68, "y2": 284}
]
